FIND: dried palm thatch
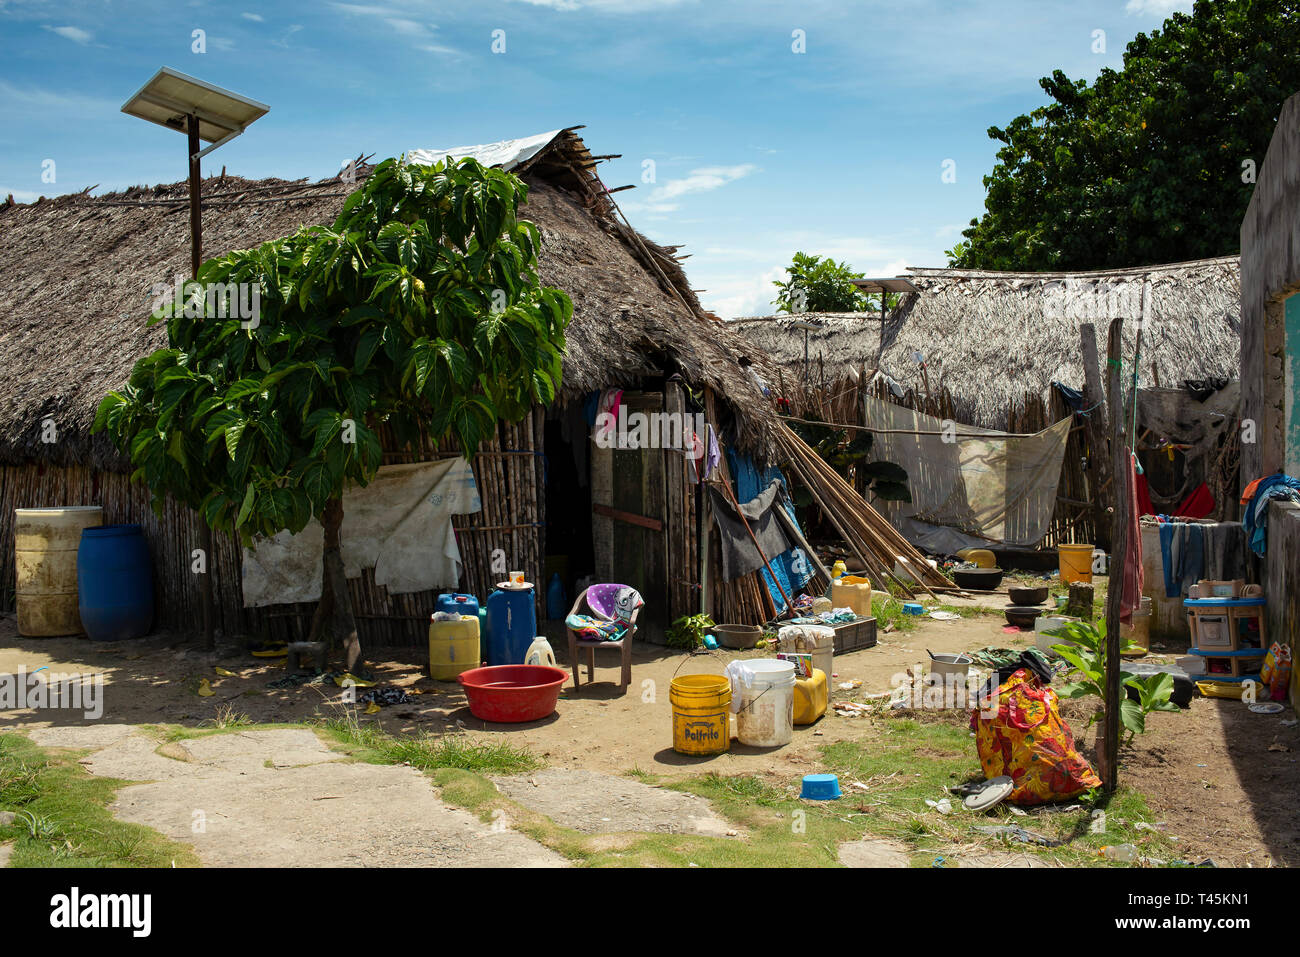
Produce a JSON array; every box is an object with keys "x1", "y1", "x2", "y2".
[
  {"x1": 729, "y1": 256, "x2": 1241, "y2": 430},
  {"x1": 0, "y1": 128, "x2": 779, "y2": 470}
]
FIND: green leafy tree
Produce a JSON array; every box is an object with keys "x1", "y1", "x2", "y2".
[
  {"x1": 95, "y1": 157, "x2": 572, "y2": 668},
  {"x1": 773, "y1": 252, "x2": 871, "y2": 313},
  {"x1": 953, "y1": 0, "x2": 1300, "y2": 271}
]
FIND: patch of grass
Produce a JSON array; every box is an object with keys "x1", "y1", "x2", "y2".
[
  {"x1": 930, "y1": 603, "x2": 1001, "y2": 619},
  {"x1": 872, "y1": 595, "x2": 918, "y2": 632},
  {"x1": 0, "y1": 732, "x2": 199, "y2": 868},
  {"x1": 319, "y1": 714, "x2": 542, "y2": 775},
  {"x1": 198, "y1": 704, "x2": 253, "y2": 730}
]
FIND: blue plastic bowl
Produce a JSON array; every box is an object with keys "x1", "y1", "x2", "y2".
[{"x1": 801, "y1": 773, "x2": 841, "y2": 800}]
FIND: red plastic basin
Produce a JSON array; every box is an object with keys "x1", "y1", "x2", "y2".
[{"x1": 457, "y1": 665, "x2": 568, "y2": 723}]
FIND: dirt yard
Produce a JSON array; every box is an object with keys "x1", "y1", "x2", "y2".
[{"x1": 1, "y1": 589, "x2": 1296, "y2": 868}]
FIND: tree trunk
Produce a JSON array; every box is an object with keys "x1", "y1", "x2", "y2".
[
  {"x1": 1100, "y1": 317, "x2": 1127, "y2": 793},
  {"x1": 308, "y1": 497, "x2": 363, "y2": 672}
]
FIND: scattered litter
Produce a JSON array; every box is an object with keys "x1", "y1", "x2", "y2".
[
  {"x1": 213, "y1": 666, "x2": 237, "y2": 677},
  {"x1": 196, "y1": 678, "x2": 214, "y2": 697},
  {"x1": 931, "y1": 856, "x2": 945, "y2": 867},
  {"x1": 928, "y1": 611, "x2": 962, "y2": 621},
  {"x1": 924, "y1": 798, "x2": 953, "y2": 815},
  {"x1": 358, "y1": 687, "x2": 413, "y2": 707},
  {"x1": 838, "y1": 679, "x2": 863, "y2": 690},
  {"x1": 363, "y1": 701, "x2": 381, "y2": 715},
  {"x1": 1268, "y1": 740, "x2": 1291, "y2": 752},
  {"x1": 973, "y1": 824, "x2": 1062, "y2": 847},
  {"x1": 1088, "y1": 810, "x2": 1107, "y2": 834},
  {"x1": 1249, "y1": 702, "x2": 1284, "y2": 715},
  {"x1": 833, "y1": 701, "x2": 874, "y2": 717}
]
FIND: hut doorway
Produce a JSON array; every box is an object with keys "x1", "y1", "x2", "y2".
[{"x1": 543, "y1": 405, "x2": 596, "y2": 618}]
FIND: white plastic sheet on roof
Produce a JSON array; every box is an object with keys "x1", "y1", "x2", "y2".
[{"x1": 405, "y1": 130, "x2": 564, "y2": 171}]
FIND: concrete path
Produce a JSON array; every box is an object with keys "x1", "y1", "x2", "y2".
[{"x1": 25, "y1": 725, "x2": 566, "y2": 868}]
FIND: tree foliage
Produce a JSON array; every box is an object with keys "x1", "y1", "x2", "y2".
[
  {"x1": 773, "y1": 252, "x2": 871, "y2": 313},
  {"x1": 952, "y1": 0, "x2": 1300, "y2": 271},
  {"x1": 94, "y1": 157, "x2": 572, "y2": 545}
]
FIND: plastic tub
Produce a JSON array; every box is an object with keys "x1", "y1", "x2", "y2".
[
  {"x1": 732, "y1": 659, "x2": 796, "y2": 748},
  {"x1": 670, "y1": 674, "x2": 731, "y2": 755},
  {"x1": 928, "y1": 653, "x2": 971, "y2": 681},
  {"x1": 457, "y1": 665, "x2": 567, "y2": 723},
  {"x1": 1058, "y1": 544, "x2": 1094, "y2": 585},
  {"x1": 801, "y1": 773, "x2": 841, "y2": 800},
  {"x1": 714, "y1": 623, "x2": 761, "y2": 649}
]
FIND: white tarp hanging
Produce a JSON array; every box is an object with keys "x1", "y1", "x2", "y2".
[
  {"x1": 240, "y1": 459, "x2": 481, "y2": 608},
  {"x1": 405, "y1": 130, "x2": 564, "y2": 171},
  {"x1": 861, "y1": 396, "x2": 1071, "y2": 553}
]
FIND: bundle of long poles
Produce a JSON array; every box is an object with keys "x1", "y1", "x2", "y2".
[{"x1": 774, "y1": 421, "x2": 955, "y2": 599}]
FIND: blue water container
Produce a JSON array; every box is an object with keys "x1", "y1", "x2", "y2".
[
  {"x1": 436, "y1": 592, "x2": 479, "y2": 618},
  {"x1": 77, "y1": 524, "x2": 155, "y2": 641},
  {"x1": 545, "y1": 573, "x2": 566, "y2": 621},
  {"x1": 485, "y1": 585, "x2": 537, "y2": 666}
]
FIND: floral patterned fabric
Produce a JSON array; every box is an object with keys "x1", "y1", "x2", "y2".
[{"x1": 971, "y1": 668, "x2": 1101, "y2": 806}]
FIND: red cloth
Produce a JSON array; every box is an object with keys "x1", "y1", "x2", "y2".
[
  {"x1": 1120, "y1": 450, "x2": 1144, "y2": 625},
  {"x1": 1174, "y1": 482, "x2": 1214, "y2": 519},
  {"x1": 1135, "y1": 471, "x2": 1155, "y2": 518}
]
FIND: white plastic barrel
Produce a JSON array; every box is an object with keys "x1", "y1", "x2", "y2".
[
  {"x1": 732, "y1": 659, "x2": 796, "y2": 748},
  {"x1": 14, "y1": 506, "x2": 103, "y2": 636}
]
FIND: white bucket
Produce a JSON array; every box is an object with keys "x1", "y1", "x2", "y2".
[
  {"x1": 731, "y1": 659, "x2": 796, "y2": 748},
  {"x1": 777, "y1": 624, "x2": 834, "y2": 682}
]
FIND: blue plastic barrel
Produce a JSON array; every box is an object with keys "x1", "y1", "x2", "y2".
[
  {"x1": 77, "y1": 524, "x2": 155, "y2": 641},
  {"x1": 485, "y1": 586, "x2": 537, "y2": 666},
  {"x1": 436, "y1": 592, "x2": 479, "y2": 618}
]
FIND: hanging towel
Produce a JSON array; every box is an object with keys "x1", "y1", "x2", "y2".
[
  {"x1": 1174, "y1": 482, "x2": 1215, "y2": 520},
  {"x1": 1119, "y1": 450, "x2": 1144, "y2": 625},
  {"x1": 708, "y1": 479, "x2": 796, "y2": 582}
]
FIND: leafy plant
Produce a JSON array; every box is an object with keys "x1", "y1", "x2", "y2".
[
  {"x1": 773, "y1": 252, "x2": 871, "y2": 314},
  {"x1": 95, "y1": 156, "x2": 572, "y2": 669},
  {"x1": 666, "y1": 613, "x2": 715, "y2": 650},
  {"x1": 1048, "y1": 620, "x2": 1179, "y2": 741},
  {"x1": 952, "y1": 1, "x2": 1300, "y2": 271}
]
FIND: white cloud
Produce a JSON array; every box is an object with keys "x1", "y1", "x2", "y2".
[
  {"x1": 702, "y1": 264, "x2": 786, "y2": 320},
  {"x1": 45, "y1": 25, "x2": 92, "y2": 44},
  {"x1": 1124, "y1": 0, "x2": 1193, "y2": 15},
  {"x1": 329, "y1": 3, "x2": 458, "y2": 54},
  {"x1": 241, "y1": 12, "x2": 264, "y2": 22},
  {"x1": 627, "y1": 163, "x2": 755, "y2": 214},
  {"x1": 0, "y1": 81, "x2": 118, "y2": 117}
]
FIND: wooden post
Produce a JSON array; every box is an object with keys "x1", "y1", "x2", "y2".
[
  {"x1": 188, "y1": 115, "x2": 215, "y2": 650},
  {"x1": 1101, "y1": 317, "x2": 1127, "y2": 792},
  {"x1": 1080, "y1": 323, "x2": 1113, "y2": 552}
]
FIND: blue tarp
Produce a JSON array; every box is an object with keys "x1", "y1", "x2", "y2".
[{"x1": 727, "y1": 449, "x2": 815, "y2": 613}]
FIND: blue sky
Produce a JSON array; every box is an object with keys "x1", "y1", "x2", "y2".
[{"x1": 0, "y1": 0, "x2": 1193, "y2": 317}]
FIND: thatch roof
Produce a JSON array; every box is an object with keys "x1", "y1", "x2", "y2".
[
  {"x1": 0, "y1": 129, "x2": 777, "y2": 468},
  {"x1": 729, "y1": 256, "x2": 1241, "y2": 429}
]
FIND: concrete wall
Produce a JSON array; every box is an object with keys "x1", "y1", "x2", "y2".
[
  {"x1": 1263, "y1": 502, "x2": 1300, "y2": 702},
  {"x1": 1241, "y1": 91, "x2": 1300, "y2": 481},
  {"x1": 1241, "y1": 91, "x2": 1300, "y2": 705}
]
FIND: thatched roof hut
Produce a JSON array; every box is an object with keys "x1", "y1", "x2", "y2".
[
  {"x1": 0, "y1": 128, "x2": 777, "y2": 469},
  {"x1": 0, "y1": 128, "x2": 777, "y2": 641},
  {"x1": 730, "y1": 256, "x2": 1241, "y2": 429}
]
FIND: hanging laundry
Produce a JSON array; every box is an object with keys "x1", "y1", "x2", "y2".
[
  {"x1": 1242, "y1": 473, "x2": 1300, "y2": 555},
  {"x1": 1174, "y1": 482, "x2": 1215, "y2": 519}
]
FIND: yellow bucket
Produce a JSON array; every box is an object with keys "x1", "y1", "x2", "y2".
[
  {"x1": 428, "y1": 615, "x2": 480, "y2": 679},
  {"x1": 670, "y1": 675, "x2": 731, "y2": 755},
  {"x1": 1058, "y1": 544, "x2": 1094, "y2": 585}
]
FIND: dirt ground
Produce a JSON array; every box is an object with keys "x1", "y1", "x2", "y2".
[{"x1": 2, "y1": 591, "x2": 1296, "y2": 868}]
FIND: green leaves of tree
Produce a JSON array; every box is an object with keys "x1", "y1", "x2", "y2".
[
  {"x1": 953, "y1": 1, "x2": 1300, "y2": 270},
  {"x1": 93, "y1": 153, "x2": 572, "y2": 545}
]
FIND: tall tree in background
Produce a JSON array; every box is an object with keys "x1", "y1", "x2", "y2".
[
  {"x1": 773, "y1": 252, "x2": 871, "y2": 313},
  {"x1": 951, "y1": 0, "x2": 1300, "y2": 271}
]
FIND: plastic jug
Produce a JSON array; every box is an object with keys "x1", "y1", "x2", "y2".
[
  {"x1": 545, "y1": 573, "x2": 566, "y2": 621},
  {"x1": 831, "y1": 560, "x2": 847, "y2": 580},
  {"x1": 524, "y1": 636, "x2": 557, "y2": 667},
  {"x1": 437, "y1": 593, "x2": 479, "y2": 618},
  {"x1": 485, "y1": 584, "x2": 537, "y2": 666}
]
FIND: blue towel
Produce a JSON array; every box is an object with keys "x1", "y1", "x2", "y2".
[
  {"x1": 1159, "y1": 523, "x2": 1177, "y2": 598},
  {"x1": 1243, "y1": 473, "x2": 1300, "y2": 556},
  {"x1": 1158, "y1": 522, "x2": 1205, "y2": 598}
]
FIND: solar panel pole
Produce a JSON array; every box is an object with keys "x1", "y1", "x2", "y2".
[{"x1": 186, "y1": 112, "x2": 214, "y2": 650}]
